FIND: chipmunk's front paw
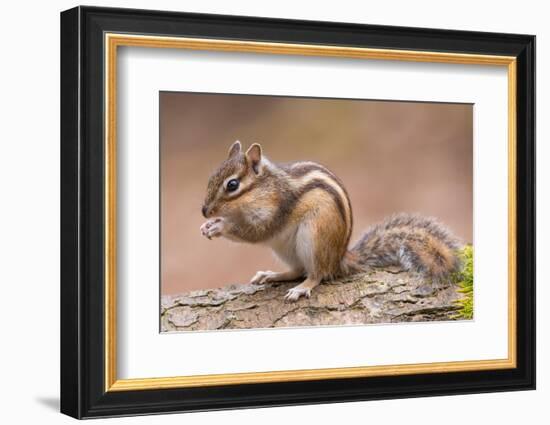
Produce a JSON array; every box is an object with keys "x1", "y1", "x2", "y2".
[{"x1": 200, "y1": 217, "x2": 225, "y2": 240}]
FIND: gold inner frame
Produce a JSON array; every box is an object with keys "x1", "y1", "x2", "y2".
[{"x1": 104, "y1": 33, "x2": 517, "y2": 392}]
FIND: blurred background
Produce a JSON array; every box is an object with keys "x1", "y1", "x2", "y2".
[{"x1": 160, "y1": 92, "x2": 472, "y2": 295}]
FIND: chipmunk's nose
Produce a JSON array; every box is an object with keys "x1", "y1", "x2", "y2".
[{"x1": 201, "y1": 205, "x2": 208, "y2": 218}]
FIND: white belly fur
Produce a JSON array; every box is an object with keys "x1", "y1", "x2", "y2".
[{"x1": 265, "y1": 222, "x2": 310, "y2": 273}]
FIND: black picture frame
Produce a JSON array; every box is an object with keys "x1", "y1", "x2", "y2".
[{"x1": 60, "y1": 5, "x2": 535, "y2": 419}]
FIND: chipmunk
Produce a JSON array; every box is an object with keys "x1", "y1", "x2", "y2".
[{"x1": 200, "y1": 141, "x2": 462, "y2": 301}]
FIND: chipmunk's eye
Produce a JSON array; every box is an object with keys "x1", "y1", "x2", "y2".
[{"x1": 226, "y1": 179, "x2": 239, "y2": 192}]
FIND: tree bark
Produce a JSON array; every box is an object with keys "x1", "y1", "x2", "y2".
[{"x1": 161, "y1": 269, "x2": 464, "y2": 332}]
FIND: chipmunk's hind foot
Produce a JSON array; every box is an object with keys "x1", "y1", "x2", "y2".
[
  {"x1": 284, "y1": 278, "x2": 320, "y2": 302},
  {"x1": 250, "y1": 269, "x2": 303, "y2": 285}
]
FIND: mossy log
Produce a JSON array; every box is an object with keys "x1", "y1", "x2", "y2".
[{"x1": 161, "y1": 269, "x2": 464, "y2": 332}]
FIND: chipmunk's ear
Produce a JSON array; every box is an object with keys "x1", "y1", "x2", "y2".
[
  {"x1": 245, "y1": 143, "x2": 263, "y2": 174},
  {"x1": 227, "y1": 140, "x2": 242, "y2": 158}
]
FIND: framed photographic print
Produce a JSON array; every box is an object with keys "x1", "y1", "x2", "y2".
[{"x1": 60, "y1": 6, "x2": 535, "y2": 419}]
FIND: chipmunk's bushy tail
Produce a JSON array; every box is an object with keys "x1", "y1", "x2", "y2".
[{"x1": 342, "y1": 213, "x2": 463, "y2": 285}]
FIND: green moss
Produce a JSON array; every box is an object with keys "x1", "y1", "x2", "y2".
[{"x1": 453, "y1": 245, "x2": 474, "y2": 320}]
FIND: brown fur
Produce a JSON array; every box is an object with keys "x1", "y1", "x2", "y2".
[
  {"x1": 292, "y1": 189, "x2": 348, "y2": 279},
  {"x1": 285, "y1": 162, "x2": 353, "y2": 245}
]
